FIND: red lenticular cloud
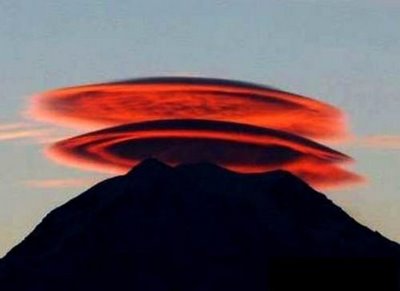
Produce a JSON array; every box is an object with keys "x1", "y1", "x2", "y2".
[
  {"x1": 29, "y1": 77, "x2": 346, "y2": 140},
  {"x1": 46, "y1": 119, "x2": 362, "y2": 189},
  {"x1": 28, "y1": 77, "x2": 362, "y2": 189}
]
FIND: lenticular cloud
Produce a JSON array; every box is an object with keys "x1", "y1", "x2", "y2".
[
  {"x1": 29, "y1": 77, "x2": 362, "y2": 189},
  {"x1": 29, "y1": 77, "x2": 346, "y2": 139}
]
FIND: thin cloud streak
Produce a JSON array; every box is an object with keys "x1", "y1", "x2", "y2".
[
  {"x1": 0, "y1": 129, "x2": 50, "y2": 141},
  {"x1": 24, "y1": 178, "x2": 96, "y2": 189},
  {"x1": 354, "y1": 135, "x2": 400, "y2": 150},
  {"x1": 0, "y1": 123, "x2": 29, "y2": 130},
  {"x1": 0, "y1": 122, "x2": 74, "y2": 143}
]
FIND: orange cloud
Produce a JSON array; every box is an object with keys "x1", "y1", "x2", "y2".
[
  {"x1": 24, "y1": 178, "x2": 95, "y2": 188},
  {"x1": 28, "y1": 77, "x2": 347, "y2": 140},
  {"x1": 47, "y1": 119, "x2": 362, "y2": 189},
  {"x1": 28, "y1": 77, "x2": 361, "y2": 190}
]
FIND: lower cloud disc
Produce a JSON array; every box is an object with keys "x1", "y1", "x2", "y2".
[{"x1": 47, "y1": 119, "x2": 362, "y2": 189}]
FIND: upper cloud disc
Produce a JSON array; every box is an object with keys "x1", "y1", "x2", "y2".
[{"x1": 29, "y1": 77, "x2": 346, "y2": 140}]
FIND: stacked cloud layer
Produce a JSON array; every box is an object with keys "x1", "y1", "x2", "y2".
[{"x1": 30, "y1": 77, "x2": 362, "y2": 189}]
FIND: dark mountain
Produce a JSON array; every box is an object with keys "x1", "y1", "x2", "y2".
[{"x1": 0, "y1": 159, "x2": 398, "y2": 290}]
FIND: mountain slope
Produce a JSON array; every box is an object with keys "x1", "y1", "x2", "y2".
[{"x1": 0, "y1": 159, "x2": 398, "y2": 290}]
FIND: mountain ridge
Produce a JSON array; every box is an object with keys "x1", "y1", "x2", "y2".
[{"x1": 0, "y1": 159, "x2": 398, "y2": 290}]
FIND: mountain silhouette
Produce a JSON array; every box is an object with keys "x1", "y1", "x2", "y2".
[{"x1": 0, "y1": 159, "x2": 398, "y2": 290}]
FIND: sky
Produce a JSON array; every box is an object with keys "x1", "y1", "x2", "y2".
[{"x1": 0, "y1": 0, "x2": 399, "y2": 257}]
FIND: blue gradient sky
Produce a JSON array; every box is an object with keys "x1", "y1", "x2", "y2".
[{"x1": 0, "y1": 0, "x2": 399, "y2": 256}]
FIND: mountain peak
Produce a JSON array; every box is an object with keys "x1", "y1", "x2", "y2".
[
  {"x1": 129, "y1": 159, "x2": 305, "y2": 183},
  {"x1": 127, "y1": 158, "x2": 171, "y2": 175}
]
